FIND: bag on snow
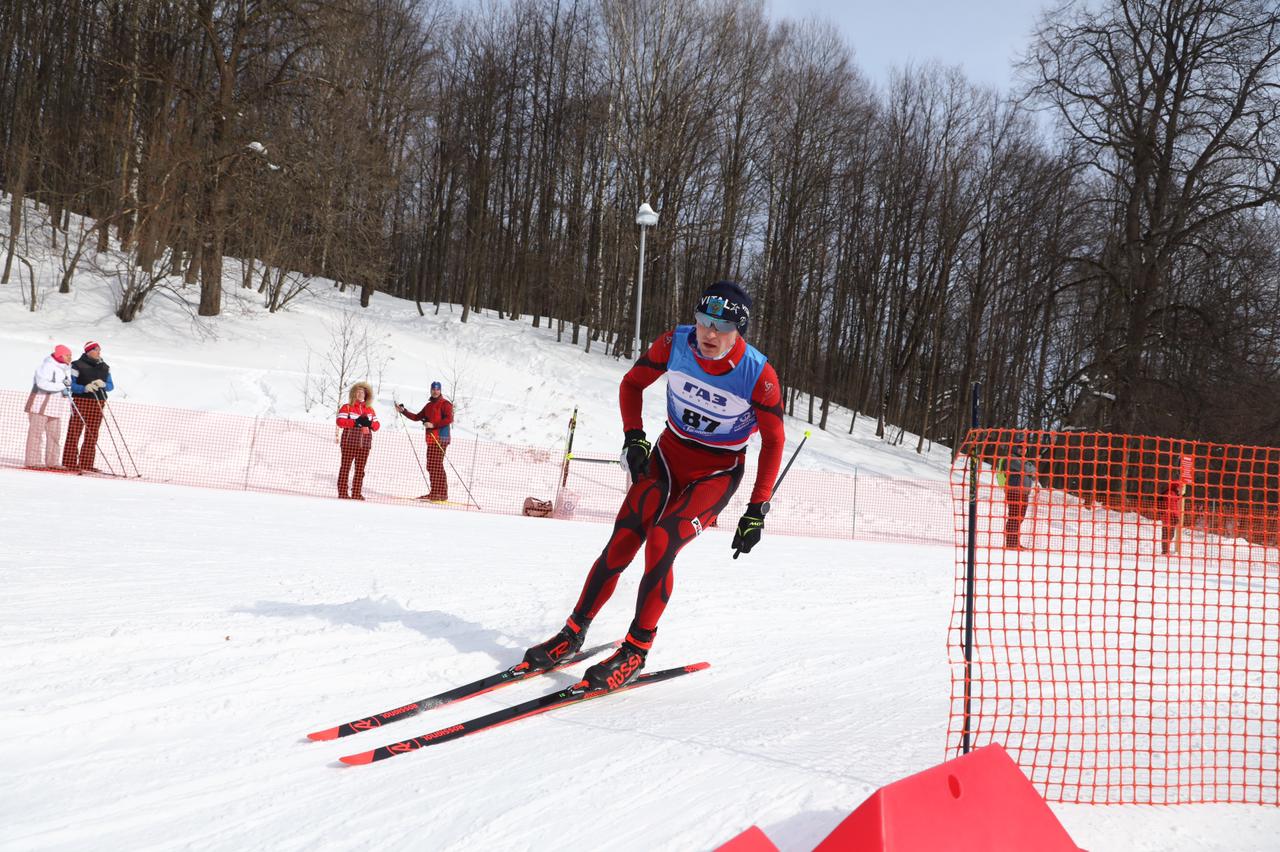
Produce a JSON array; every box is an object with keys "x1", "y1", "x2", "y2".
[{"x1": 522, "y1": 497, "x2": 554, "y2": 518}]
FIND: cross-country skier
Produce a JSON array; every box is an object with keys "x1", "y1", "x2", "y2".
[
  {"x1": 396, "y1": 381, "x2": 454, "y2": 501},
  {"x1": 524, "y1": 280, "x2": 786, "y2": 690},
  {"x1": 63, "y1": 341, "x2": 114, "y2": 472}
]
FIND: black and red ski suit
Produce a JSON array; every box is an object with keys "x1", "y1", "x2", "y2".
[{"x1": 569, "y1": 329, "x2": 785, "y2": 643}]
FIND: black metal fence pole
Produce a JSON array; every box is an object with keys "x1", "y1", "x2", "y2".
[{"x1": 962, "y1": 382, "x2": 981, "y2": 754}]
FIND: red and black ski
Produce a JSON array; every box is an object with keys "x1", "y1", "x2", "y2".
[
  {"x1": 339, "y1": 662, "x2": 710, "y2": 765},
  {"x1": 307, "y1": 641, "x2": 619, "y2": 741}
]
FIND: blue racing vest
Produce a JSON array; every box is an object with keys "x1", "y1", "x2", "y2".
[{"x1": 665, "y1": 325, "x2": 767, "y2": 450}]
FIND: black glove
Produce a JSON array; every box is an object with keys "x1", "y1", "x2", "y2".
[
  {"x1": 732, "y1": 502, "x2": 768, "y2": 555},
  {"x1": 619, "y1": 429, "x2": 651, "y2": 484},
  {"x1": 355, "y1": 415, "x2": 371, "y2": 428}
]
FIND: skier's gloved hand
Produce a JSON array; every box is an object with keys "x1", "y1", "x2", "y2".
[
  {"x1": 732, "y1": 503, "x2": 767, "y2": 554},
  {"x1": 355, "y1": 415, "x2": 372, "y2": 428},
  {"x1": 395, "y1": 403, "x2": 407, "y2": 415},
  {"x1": 620, "y1": 429, "x2": 651, "y2": 484}
]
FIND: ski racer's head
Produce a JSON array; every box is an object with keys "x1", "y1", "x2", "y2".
[
  {"x1": 84, "y1": 341, "x2": 102, "y2": 361},
  {"x1": 694, "y1": 281, "x2": 751, "y2": 360},
  {"x1": 52, "y1": 345, "x2": 72, "y2": 364},
  {"x1": 430, "y1": 380, "x2": 442, "y2": 398}
]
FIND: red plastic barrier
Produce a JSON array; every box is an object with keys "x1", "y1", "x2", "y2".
[
  {"x1": 816, "y1": 745, "x2": 1081, "y2": 852},
  {"x1": 714, "y1": 825, "x2": 778, "y2": 851}
]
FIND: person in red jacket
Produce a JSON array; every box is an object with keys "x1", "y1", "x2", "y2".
[
  {"x1": 523, "y1": 281, "x2": 785, "y2": 691},
  {"x1": 1158, "y1": 481, "x2": 1186, "y2": 555},
  {"x1": 336, "y1": 382, "x2": 379, "y2": 500},
  {"x1": 396, "y1": 380, "x2": 454, "y2": 501}
]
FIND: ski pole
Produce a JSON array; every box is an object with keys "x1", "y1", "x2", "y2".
[
  {"x1": 733, "y1": 430, "x2": 810, "y2": 560},
  {"x1": 99, "y1": 395, "x2": 141, "y2": 477},
  {"x1": 64, "y1": 392, "x2": 92, "y2": 470},
  {"x1": 76, "y1": 389, "x2": 122, "y2": 477},
  {"x1": 561, "y1": 407, "x2": 578, "y2": 488},
  {"x1": 393, "y1": 393, "x2": 432, "y2": 496},
  {"x1": 429, "y1": 430, "x2": 482, "y2": 511}
]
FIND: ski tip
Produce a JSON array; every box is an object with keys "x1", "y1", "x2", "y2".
[
  {"x1": 339, "y1": 751, "x2": 375, "y2": 766},
  {"x1": 685, "y1": 662, "x2": 711, "y2": 673},
  {"x1": 307, "y1": 727, "x2": 340, "y2": 741}
]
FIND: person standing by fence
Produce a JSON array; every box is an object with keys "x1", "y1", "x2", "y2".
[
  {"x1": 336, "y1": 382, "x2": 379, "y2": 500},
  {"x1": 25, "y1": 344, "x2": 73, "y2": 469},
  {"x1": 63, "y1": 341, "x2": 114, "y2": 472},
  {"x1": 1002, "y1": 434, "x2": 1037, "y2": 549},
  {"x1": 397, "y1": 380, "x2": 453, "y2": 502},
  {"x1": 1158, "y1": 480, "x2": 1186, "y2": 555}
]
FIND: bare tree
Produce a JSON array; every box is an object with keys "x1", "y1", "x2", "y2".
[{"x1": 1024, "y1": 0, "x2": 1280, "y2": 433}]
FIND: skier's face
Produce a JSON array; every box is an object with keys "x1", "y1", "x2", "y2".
[{"x1": 694, "y1": 319, "x2": 737, "y2": 359}]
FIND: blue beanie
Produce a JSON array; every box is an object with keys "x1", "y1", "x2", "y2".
[{"x1": 696, "y1": 281, "x2": 752, "y2": 333}]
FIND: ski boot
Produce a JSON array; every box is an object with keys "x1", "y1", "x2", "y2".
[
  {"x1": 582, "y1": 629, "x2": 652, "y2": 691},
  {"x1": 523, "y1": 615, "x2": 591, "y2": 670}
]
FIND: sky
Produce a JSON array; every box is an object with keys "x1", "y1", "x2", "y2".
[{"x1": 766, "y1": 0, "x2": 1048, "y2": 92}]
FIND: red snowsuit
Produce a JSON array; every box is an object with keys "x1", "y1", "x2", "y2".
[
  {"x1": 336, "y1": 400, "x2": 379, "y2": 498},
  {"x1": 1158, "y1": 483, "x2": 1185, "y2": 555}
]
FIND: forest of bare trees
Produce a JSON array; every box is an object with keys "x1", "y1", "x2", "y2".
[{"x1": 2, "y1": 0, "x2": 1279, "y2": 448}]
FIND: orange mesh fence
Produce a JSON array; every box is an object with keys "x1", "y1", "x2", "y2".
[
  {"x1": 5, "y1": 388, "x2": 953, "y2": 543},
  {"x1": 948, "y1": 427, "x2": 1280, "y2": 804}
]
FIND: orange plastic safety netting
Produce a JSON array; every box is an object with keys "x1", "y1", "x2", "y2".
[
  {"x1": 948, "y1": 428, "x2": 1280, "y2": 804},
  {"x1": 4, "y1": 388, "x2": 952, "y2": 544}
]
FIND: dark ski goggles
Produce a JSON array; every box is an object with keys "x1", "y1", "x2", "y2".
[{"x1": 694, "y1": 311, "x2": 738, "y2": 332}]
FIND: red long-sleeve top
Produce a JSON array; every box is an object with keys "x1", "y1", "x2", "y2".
[
  {"x1": 336, "y1": 402, "x2": 380, "y2": 432},
  {"x1": 622, "y1": 330, "x2": 785, "y2": 504},
  {"x1": 402, "y1": 396, "x2": 454, "y2": 444}
]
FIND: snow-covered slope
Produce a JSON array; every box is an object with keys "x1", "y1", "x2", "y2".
[
  {"x1": 4, "y1": 471, "x2": 1276, "y2": 852},
  {"x1": 0, "y1": 195, "x2": 949, "y2": 480},
  {"x1": 3, "y1": 197, "x2": 1275, "y2": 851}
]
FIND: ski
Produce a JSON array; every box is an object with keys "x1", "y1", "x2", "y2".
[
  {"x1": 307, "y1": 641, "x2": 619, "y2": 741},
  {"x1": 339, "y1": 661, "x2": 710, "y2": 765},
  {"x1": 413, "y1": 495, "x2": 469, "y2": 507}
]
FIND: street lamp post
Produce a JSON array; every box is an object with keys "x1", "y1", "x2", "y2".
[{"x1": 634, "y1": 202, "x2": 659, "y2": 356}]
